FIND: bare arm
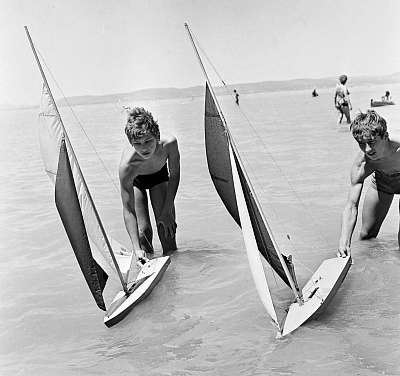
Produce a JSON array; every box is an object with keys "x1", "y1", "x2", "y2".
[
  {"x1": 162, "y1": 137, "x2": 180, "y2": 215},
  {"x1": 157, "y1": 137, "x2": 180, "y2": 237},
  {"x1": 338, "y1": 182, "x2": 363, "y2": 256},
  {"x1": 346, "y1": 89, "x2": 352, "y2": 110},
  {"x1": 119, "y1": 166, "x2": 146, "y2": 260},
  {"x1": 338, "y1": 155, "x2": 372, "y2": 256}
]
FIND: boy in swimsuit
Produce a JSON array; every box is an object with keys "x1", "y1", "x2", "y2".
[
  {"x1": 119, "y1": 107, "x2": 180, "y2": 263},
  {"x1": 338, "y1": 110, "x2": 400, "y2": 257}
]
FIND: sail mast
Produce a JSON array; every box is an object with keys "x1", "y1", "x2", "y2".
[
  {"x1": 24, "y1": 26, "x2": 128, "y2": 294},
  {"x1": 184, "y1": 23, "x2": 302, "y2": 303}
]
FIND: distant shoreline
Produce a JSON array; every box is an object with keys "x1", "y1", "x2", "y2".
[{"x1": 3, "y1": 72, "x2": 400, "y2": 111}]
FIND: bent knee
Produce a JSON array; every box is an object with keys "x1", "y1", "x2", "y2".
[
  {"x1": 359, "y1": 230, "x2": 377, "y2": 240},
  {"x1": 139, "y1": 225, "x2": 152, "y2": 237}
]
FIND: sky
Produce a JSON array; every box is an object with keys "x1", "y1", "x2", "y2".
[{"x1": 1, "y1": 0, "x2": 400, "y2": 106}]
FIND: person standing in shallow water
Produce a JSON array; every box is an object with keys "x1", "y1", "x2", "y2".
[
  {"x1": 338, "y1": 110, "x2": 400, "y2": 257},
  {"x1": 234, "y1": 89, "x2": 239, "y2": 105},
  {"x1": 334, "y1": 74, "x2": 352, "y2": 124},
  {"x1": 119, "y1": 107, "x2": 180, "y2": 264},
  {"x1": 382, "y1": 90, "x2": 391, "y2": 101}
]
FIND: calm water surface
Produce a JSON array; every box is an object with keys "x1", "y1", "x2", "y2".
[{"x1": 1, "y1": 84, "x2": 400, "y2": 375}]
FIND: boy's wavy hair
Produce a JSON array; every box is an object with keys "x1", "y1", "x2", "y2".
[
  {"x1": 125, "y1": 107, "x2": 160, "y2": 143},
  {"x1": 350, "y1": 110, "x2": 387, "y2": 142}
]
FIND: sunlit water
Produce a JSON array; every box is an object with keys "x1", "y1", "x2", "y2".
[{"x1": 1, "y1": 83, "x2": 400, "y2": 375}]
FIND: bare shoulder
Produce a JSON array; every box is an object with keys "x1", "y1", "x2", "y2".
[
  {"x1": 350, "y1": 151, "x2": 372, "y2": 184},
  {"x1": 161, "y1": 133, "x2": 177, "y2": 144},
  {"x1": 118, "y1": 147, "x2": 136, "y2": 184},
  {"x1": 160, "y1": 134, "x2": 179, "y2": 151}
]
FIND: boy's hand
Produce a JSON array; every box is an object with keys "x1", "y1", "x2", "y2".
[
  {"x1": 134, "y1": 249, "x2": 149, "y2": 266},
  {"x1": 157, "y1": 211, "x2": 177, "y2": 238}
]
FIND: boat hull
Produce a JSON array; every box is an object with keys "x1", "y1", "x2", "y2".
[
  {"x1": 104, "y1": 256, "x2": 171, "y2": 327},
  {"x1": 371, "y1": 101, "x2": 395, "y2": 107},
  {"x1": 281, "y1": 255, "x2": 351, "y2": 337}
]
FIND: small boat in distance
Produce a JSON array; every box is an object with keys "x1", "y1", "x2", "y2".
[
  {"x1": 25, "y1": 26, "x2": 170, "y2": 327},
  {"x1": 371, "y1": 99, "x2": 395, "y2": 107}
]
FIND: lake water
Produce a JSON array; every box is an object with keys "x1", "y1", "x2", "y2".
[{"x1": 1, "y1": 83, "x2": 400, "y2": 375}]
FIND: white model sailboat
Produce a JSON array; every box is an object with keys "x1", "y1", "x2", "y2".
[
  {"x1": 25, "y1": 26, "x2": 170, "y2": 327},
  {"x1": 185, "y1": 23, "x2": 351, "y2": 337}
]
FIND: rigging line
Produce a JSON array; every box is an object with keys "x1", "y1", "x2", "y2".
[
  {"x1": 36, "y1": 49, "x2": 156, "y2": 252},
  {"x1": 189, "y1": 30, "x2": 331, "y2": 253},
  {"x1": 191, "y1": 33, "x2": 226, "y2": 86},
  {"x1": 237, "y1": 93, "x2": 332, "y2": 257}
]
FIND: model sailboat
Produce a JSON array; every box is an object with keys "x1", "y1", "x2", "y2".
[
  {"x1": 25, "y1": 26, "x2": 170, "y2": 327},
  {"x1": 185, "y1": 23, "x2": 351, "y2": 337}
]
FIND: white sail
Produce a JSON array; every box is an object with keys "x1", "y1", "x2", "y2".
[
  {"x1": 39, "y1": 84, "x2": 132, "y2": 280},
  {"x1": 229, "y1": 143, "x2": 280, "y2": 328}
]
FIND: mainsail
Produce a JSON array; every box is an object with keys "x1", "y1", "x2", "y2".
[
  {"x1": 38, "y1": 84, "x2": 130, "y2": 281},
  {"x1": 55, "y1": 138, "x2": 108, "y2": 310},
  {"x1": 204, "y1": 83, "x2": 291, "y2": 287}
]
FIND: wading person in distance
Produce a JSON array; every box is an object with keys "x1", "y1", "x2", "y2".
[
  {"x1": 334, "y1": 74, "x2": 352, "y2": 125},
  {"x1": 234, "y1": 89, "x2": 239, "y2": 105}
]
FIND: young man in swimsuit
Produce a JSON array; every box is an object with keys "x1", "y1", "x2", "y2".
[
  {"x1": 338, "y1": 110, "x2": 400, "y2": 257},
  {"x1": 334, "y1": 74, "x2": 352, "y2": 124},
  {"x1": 119, "y1": 107, "x2": 180, "y2": 263}
]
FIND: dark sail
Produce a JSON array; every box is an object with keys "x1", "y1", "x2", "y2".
[
  {"x1": 204, "y1": 82, "x2": 240, "y2": 223},
  {"x1": 204, "y1": 83, "x2": 291, "y2": 287},
  {"x1": 55, "y1": 139, "x2": 108, "y2": 310}
]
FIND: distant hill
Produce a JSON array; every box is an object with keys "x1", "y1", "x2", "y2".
[
  {"x1": 57, "y1": 72, "x2": 400, "y2": 107},
  {"x1": 4, "y1": 72, "x2": 400, "y2": 110},
  {"x1": 0, "y1": 103, "x2": 38, "y2": 111},
  {"x1": 57, "y1": 86, "x2": 205, "y2": 107}
]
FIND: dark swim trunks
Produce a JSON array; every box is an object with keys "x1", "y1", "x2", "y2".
[
  {"x1": 371, "y1": 170, "x2": 400, "y2": 194},
  {"x1": 133, "y1": 163, "x2": 169, "y2": 191}
]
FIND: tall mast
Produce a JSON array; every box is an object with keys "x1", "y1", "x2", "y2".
[
  {"x1": 24, "y1": 26, "x2": 128, "y2": 294},
  {"x1": 184, "y1": 23, "x2": 302, "y2": 303}
]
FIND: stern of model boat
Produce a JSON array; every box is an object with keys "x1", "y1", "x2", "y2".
[{"x1": 280, "y1": 255, "x2": 351, "y2": 337}]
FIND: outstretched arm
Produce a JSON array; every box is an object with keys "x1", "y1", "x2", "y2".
[
  {"x1": 338, "y1": 156, "x2": 371, "y2": 256},
  {"x1": 338, "y1": 181, "x2": 363, "y2": 256},
  {"x1": 119, "y1": 168, "x2": 147, "y2": 262},
  {"x1": 157, "y1": 137, "x2": 180, "y2": 237}
]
